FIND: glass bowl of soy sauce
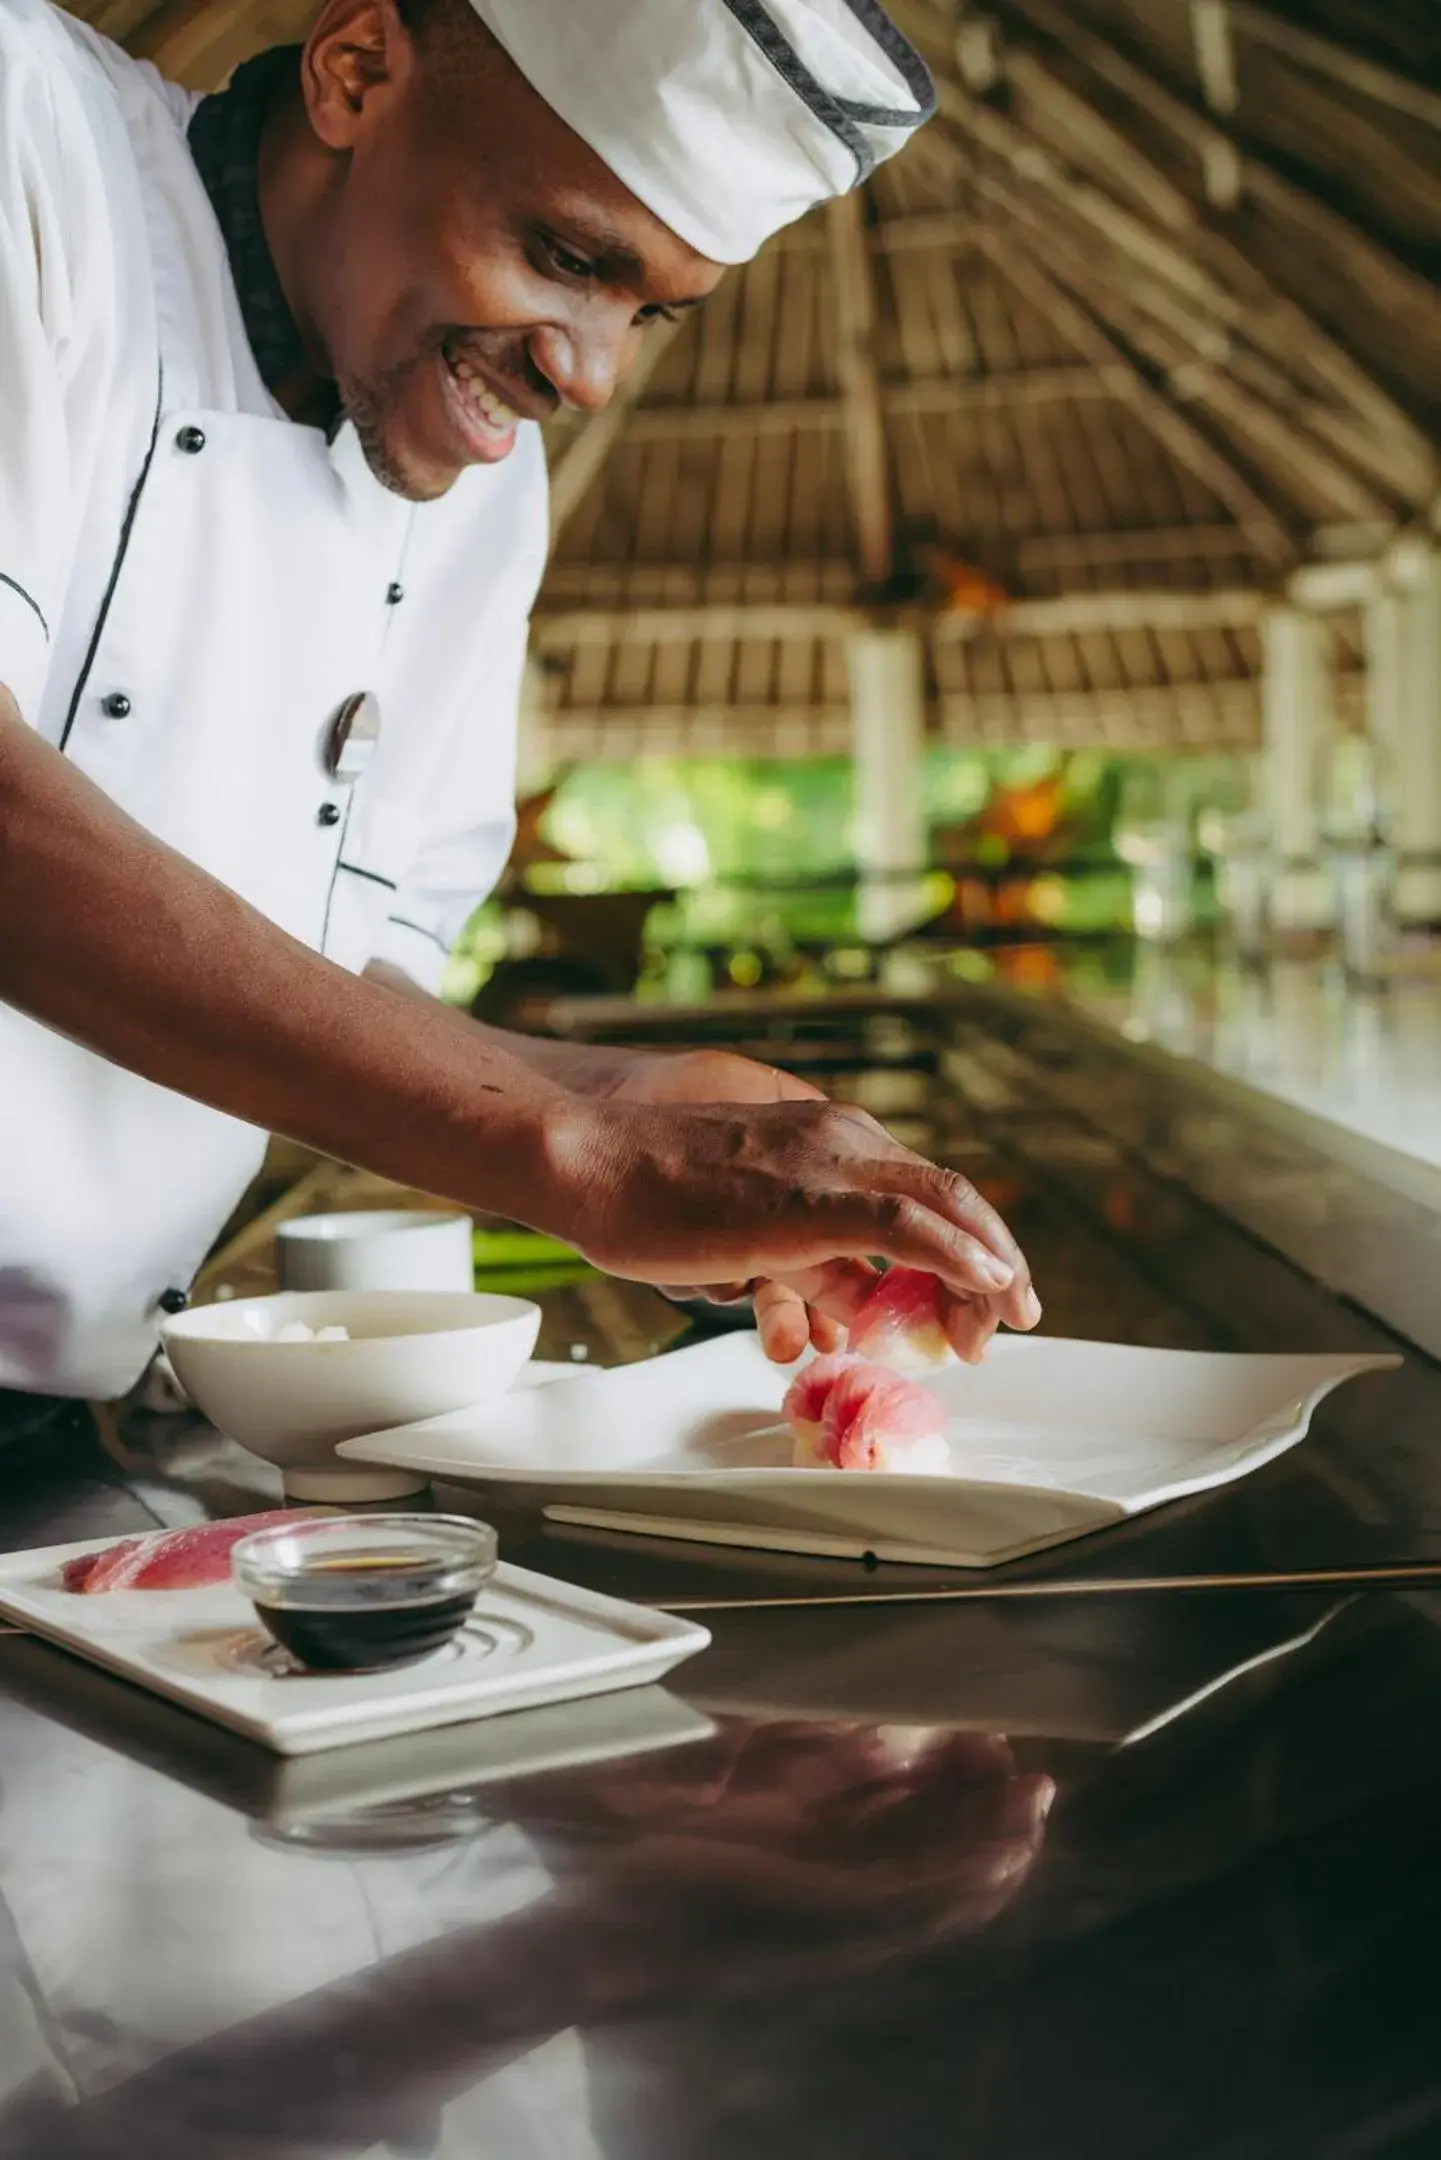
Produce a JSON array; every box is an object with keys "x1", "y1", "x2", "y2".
[{"x1": 232, "y1": 1515, "x2": 498, "y2": 1673}]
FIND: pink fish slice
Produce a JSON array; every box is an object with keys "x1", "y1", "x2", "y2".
[
  {"x1": 846, "y1": 1267, "x2": 952, "y2": 1372},
  {"x1": 64, "y1": 1509, "x2": 318, "y2": 1593},
  {"x1": 782, "y1": 1352, "x2": 862, "y2": 1461},
  {"x1": 819, "y1": 1360, "x2": 951, "y2": 1475}
]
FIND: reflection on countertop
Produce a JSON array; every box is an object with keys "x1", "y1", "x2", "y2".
[
  {"x1": 1045, "y1": 942, "x2": 1441, "y2": 1179},
  {"x1": 5, "y1": 973, "x2": 1441, "y2": 2158}
]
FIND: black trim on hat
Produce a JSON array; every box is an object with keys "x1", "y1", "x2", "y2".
[{"x1": 716, "y1": 0, "x2": 934, "y2": 184}]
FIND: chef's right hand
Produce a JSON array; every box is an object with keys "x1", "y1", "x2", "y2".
[{"x1": 543, "y1": 1094, "x2": 1038, "y2": 1328}]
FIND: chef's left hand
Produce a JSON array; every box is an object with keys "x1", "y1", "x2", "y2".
[{"x1": 606, "y1": 1048, "x2": 879, "y2": 1361}]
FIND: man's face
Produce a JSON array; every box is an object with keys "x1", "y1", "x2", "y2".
[{"x1": 293, "y1": 0, "x2": 724, "y2": 500}]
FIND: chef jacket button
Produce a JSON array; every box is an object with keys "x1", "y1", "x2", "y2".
[
  {"x1": 386, "y1": 582, "x2": 405, "y2": 606},
  {"x1": 317, "y1": 801, "x2": 343, "y2": 827},
  {"x1": 157, "y1": 1287, "x2": 189, "y2": 1315},
  {"x1": 101, "y1": 691, "x2": 132, "y2": 718},
  {"x1": 176, "y1": 425, "x2": 207, "y2": 455}
]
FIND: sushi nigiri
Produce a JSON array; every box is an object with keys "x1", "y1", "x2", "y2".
[
  {"x1": 781, "y1": 1351, "x2": 862, "y2": 1461},
  {"x1": 846, "y1": 1267, "x2": 952, "y2": 1373},
  {"x1": 63, "y1": 1509, "x2": 318, "y2": 1593},
  {"x1": 817, "y1": 1359, "x2": 951, "y2": 1475}
]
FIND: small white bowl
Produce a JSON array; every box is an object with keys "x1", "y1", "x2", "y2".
[
  {"x1": 162, "y1": 1292, "x2": 540, "y2": 1502},
  {"x1": 276, "y1": 1210, "x2": 474, "y2": 1294}
]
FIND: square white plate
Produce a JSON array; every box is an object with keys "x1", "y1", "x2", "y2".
[
  {"x1": 0, "y1": 1541, "x2": 710, "y2": 1756},
  {"x1": 339, "y1": 1333, "x2": 1400, "y2": 1567}
]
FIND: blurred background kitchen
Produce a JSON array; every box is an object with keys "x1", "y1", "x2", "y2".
[{"x1": 101, "y1": 0, "x2": 1441, "y2": 1278}]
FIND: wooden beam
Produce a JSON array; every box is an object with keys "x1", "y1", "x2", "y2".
[
  {"x1": 545, "y1": 705, "x2": 854, "y2": 758},
  {"x1": 975, "y1": 233, "x2": 1296, "y2": 565},
  {"x1": 1189, "y1": 0, "x2": 1244, "y2": 205},
  {"x1": 531, "y1": 588, "x2": 1267, "y2": 649},
  {"x1": 953, "y1": 587, "x2": 1268, "y2": 635},
  {"x1": 622, "y1": 366, "x2": 1115, "y2": 442},
  {"x1": 937, "y1": 680, "x2": 1263, "y2": 748},
  {"x1": 1231, "y1": 4, "x2": 1441, "y2": 135},
  {"x1": 967, "y1": 182, "x2": 1399, "y2": 524},
  {"x1": 903, "y1": 46, "x2": 1435, "y2": 501},
  {"x1": 626, "y1": 397, "x2": 843, "y2": 443},
  {"x1": 126, "y1": 0, "x2": 261, "y2": 84},
  {"x1": 545, "y1": 318, "x2": 685, "y2": 542},
  {"x1": 1190, "y1": 0, "x2": 1239, "y2": 115},
  {"x1": 537, "y1": 533, "x2": 1268, "y2": 610},
  {"x1": 871, "y1": 210, "x2": 989, "y2": 252},
  {"x1": 546, "y1": 685, "x2": 1267, "y2": 756},
  {"x1": 998, "y1": 0, "x2": 1441, "y2": 333},
  {"x1": 535, "y1": 603, "x2": 861, "y2": 647},
  {"x1": 825, "y1": 192, "x2": 894, "y2": 588}
]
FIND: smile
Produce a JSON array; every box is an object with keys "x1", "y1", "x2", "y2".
[{"x1": 439, "y1": 343, "x2": 521, "y2": 461}]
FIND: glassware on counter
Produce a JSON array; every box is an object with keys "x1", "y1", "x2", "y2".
[
  {"x1": 1197, "y1": 756, "x2": 1271, "y2": 966},
  {"x1": 1114, "y1": 765, "x2": 1194, "y2": 944},
  {"x1": 1316, "y1": 731, "x2": 1395, "y2": 984}
]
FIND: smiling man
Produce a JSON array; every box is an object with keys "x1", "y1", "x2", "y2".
[{"x1": 0, "y1": 0, "x2": 1040, "y2": 1414}]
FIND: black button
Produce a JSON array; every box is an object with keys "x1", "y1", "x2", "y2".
[
  {"x1": 101, "y1": 691, "x2": 132, "y2": 718},
  {"x1": 386, "y1": 582, "x2": 405, "y2": 606},
  {"x1": 317, "y1": 801, "x2": 343, "y2": 827},
  {"x1": 176, "y1": 425, "x2": 207, "y2": 455},
  {"x1": 157, "y1": 1287, "x2": 189, "y2": 1315}
]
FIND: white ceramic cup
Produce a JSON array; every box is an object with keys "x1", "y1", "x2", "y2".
[{"x1": 276, "y1": 1210, "x2": 474, "y2": 1295}]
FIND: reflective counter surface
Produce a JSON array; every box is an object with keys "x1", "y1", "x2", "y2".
[{"x1": 3, "y1": 984, "x2": 1441, "y2": 2160}]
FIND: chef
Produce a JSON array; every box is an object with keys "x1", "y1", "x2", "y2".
[{"x1": 0, "y1": 0, "x2": 1040, "y2": 1421}]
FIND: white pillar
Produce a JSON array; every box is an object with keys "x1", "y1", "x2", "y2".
[
  {"x1": 1260, "y1": 605, "x2": 1332, "y2": 934},
  {"x1": 846, "y1": 628, "x2": 929, "y2": 944},
  {"x1": 1368, "y1": 541, "x2": 1441, "y2": 926}
]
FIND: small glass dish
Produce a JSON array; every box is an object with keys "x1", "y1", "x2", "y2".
[{"x1": 232, "y1": 1514, "x2": 498, "y2": 1674}]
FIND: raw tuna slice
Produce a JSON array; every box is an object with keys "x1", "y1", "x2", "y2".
[
  {"x1": 63, "y1": 1509, "x2": 318, "y2": 1593},
  {"x1": 817, "y1": 1359, "x2": 950, "y2": 1475},
  {"x1": 846, "y1": 1267, "x2": 952, "y2": 1372},
  {"x1": 781, "y1": 1352, "x2": 862, "y2": 1461}
]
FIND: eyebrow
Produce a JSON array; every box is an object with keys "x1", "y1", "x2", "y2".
[{"x1": 543, "y1": 217, "x2": 710, "y2": 309}]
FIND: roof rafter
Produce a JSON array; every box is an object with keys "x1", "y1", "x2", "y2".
[
  {"x1": 886, "y1": 16, "x2": 1436, "y2": 502},
  {"x1": 973, "y1": 230, "x2": 1296, "y2": 565},
  {"x1": 1230, "y1": 3, "x2": 1441, "y2": 136},
  {"x1": 962, "y1": 167, "x2": 1401, "y2": 524},
  {"x1": 996, "y1": 0, "x2": 1441, "y2": 338},
  {"x1": 825, "y1": 192, "x2": 895, "y2": 587},
  {"x1": 623, "y1": 367, "x2": 1118, "y2": 443},
  {"x1": 531, "y1": 587, "x2": 1268, "y2": 648}
]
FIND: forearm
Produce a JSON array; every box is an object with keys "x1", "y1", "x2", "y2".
[
  {"x1": 364, "y1": 959, "x2": 648, "y2": 1094},
  {"x1": 0, "y1": 694, "x2": 577, "y2": 1229}
]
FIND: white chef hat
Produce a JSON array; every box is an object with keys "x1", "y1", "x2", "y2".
[{"x1": 467, "y1": 0, "x2": 935, "y2": 264}]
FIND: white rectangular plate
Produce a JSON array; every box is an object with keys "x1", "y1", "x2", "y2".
[
  {"x1": 0, "y1": 1543, "x2": 710, "y2": 1756},
  {"x1": 339, "y1": 1333, "x2": 1400, "y2": 1567}
]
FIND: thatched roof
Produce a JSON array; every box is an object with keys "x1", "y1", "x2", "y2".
[{"x1": 84, "y1": 0, "x2": 1441, "y2": 756}]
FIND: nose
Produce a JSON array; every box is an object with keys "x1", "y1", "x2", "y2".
[{"x1": 529, "y1": 304, "x2": 640, "y2": 416}]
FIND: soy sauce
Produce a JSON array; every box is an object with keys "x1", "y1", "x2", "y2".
[{"x1": 252, "y1": 1553, "x2": 478, "y2": 1673}]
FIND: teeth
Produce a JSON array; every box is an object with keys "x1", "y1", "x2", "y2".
[{"x1": 445, "y1": 351, "x2": 518, "y2": 432}]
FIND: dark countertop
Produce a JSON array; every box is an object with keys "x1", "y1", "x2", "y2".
[{"x1": 3, "y1": 988, "x2": 1441, "y2": 2160}]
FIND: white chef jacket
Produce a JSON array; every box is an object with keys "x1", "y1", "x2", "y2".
[{"x1": 0, "y1": 0, "x2": 550, "y2": 1399}]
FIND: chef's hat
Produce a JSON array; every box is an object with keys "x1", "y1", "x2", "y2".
[{"x1": 467, "y1": 0, "x2": 935, "y2": 264}]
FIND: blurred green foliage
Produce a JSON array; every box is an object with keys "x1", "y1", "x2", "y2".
[{"x1": 442, "y1": 749, "x2": 1237, "y2": 1003}]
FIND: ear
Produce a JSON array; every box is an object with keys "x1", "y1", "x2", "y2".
[{"x1": 300, "y1": 0, "x2": 417, "y2": 152}]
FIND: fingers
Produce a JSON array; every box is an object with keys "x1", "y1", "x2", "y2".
[
  {"x1": 939, "y1": 1288, "x2": 1001, "y2": 1366},
  {"x1": 808, "y1": 1310, "x2": 848, "y2": 1353},
  {"x1": 753, "y1": 1280, "x2": 813, "y2": 1364},
  {"x1": 847, "y1": 1192, "x2": 1022, "y2": 1305},
  {"x1": 812, "y1": 1107, "x2": 1039, "y2": 1329},
  {"x1": 864, "y1": 1159, "x2": 1039, "y2": 1330},
  {"x1": 768, "y1": 1260, "x2": 879, "y2": 1327}
]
